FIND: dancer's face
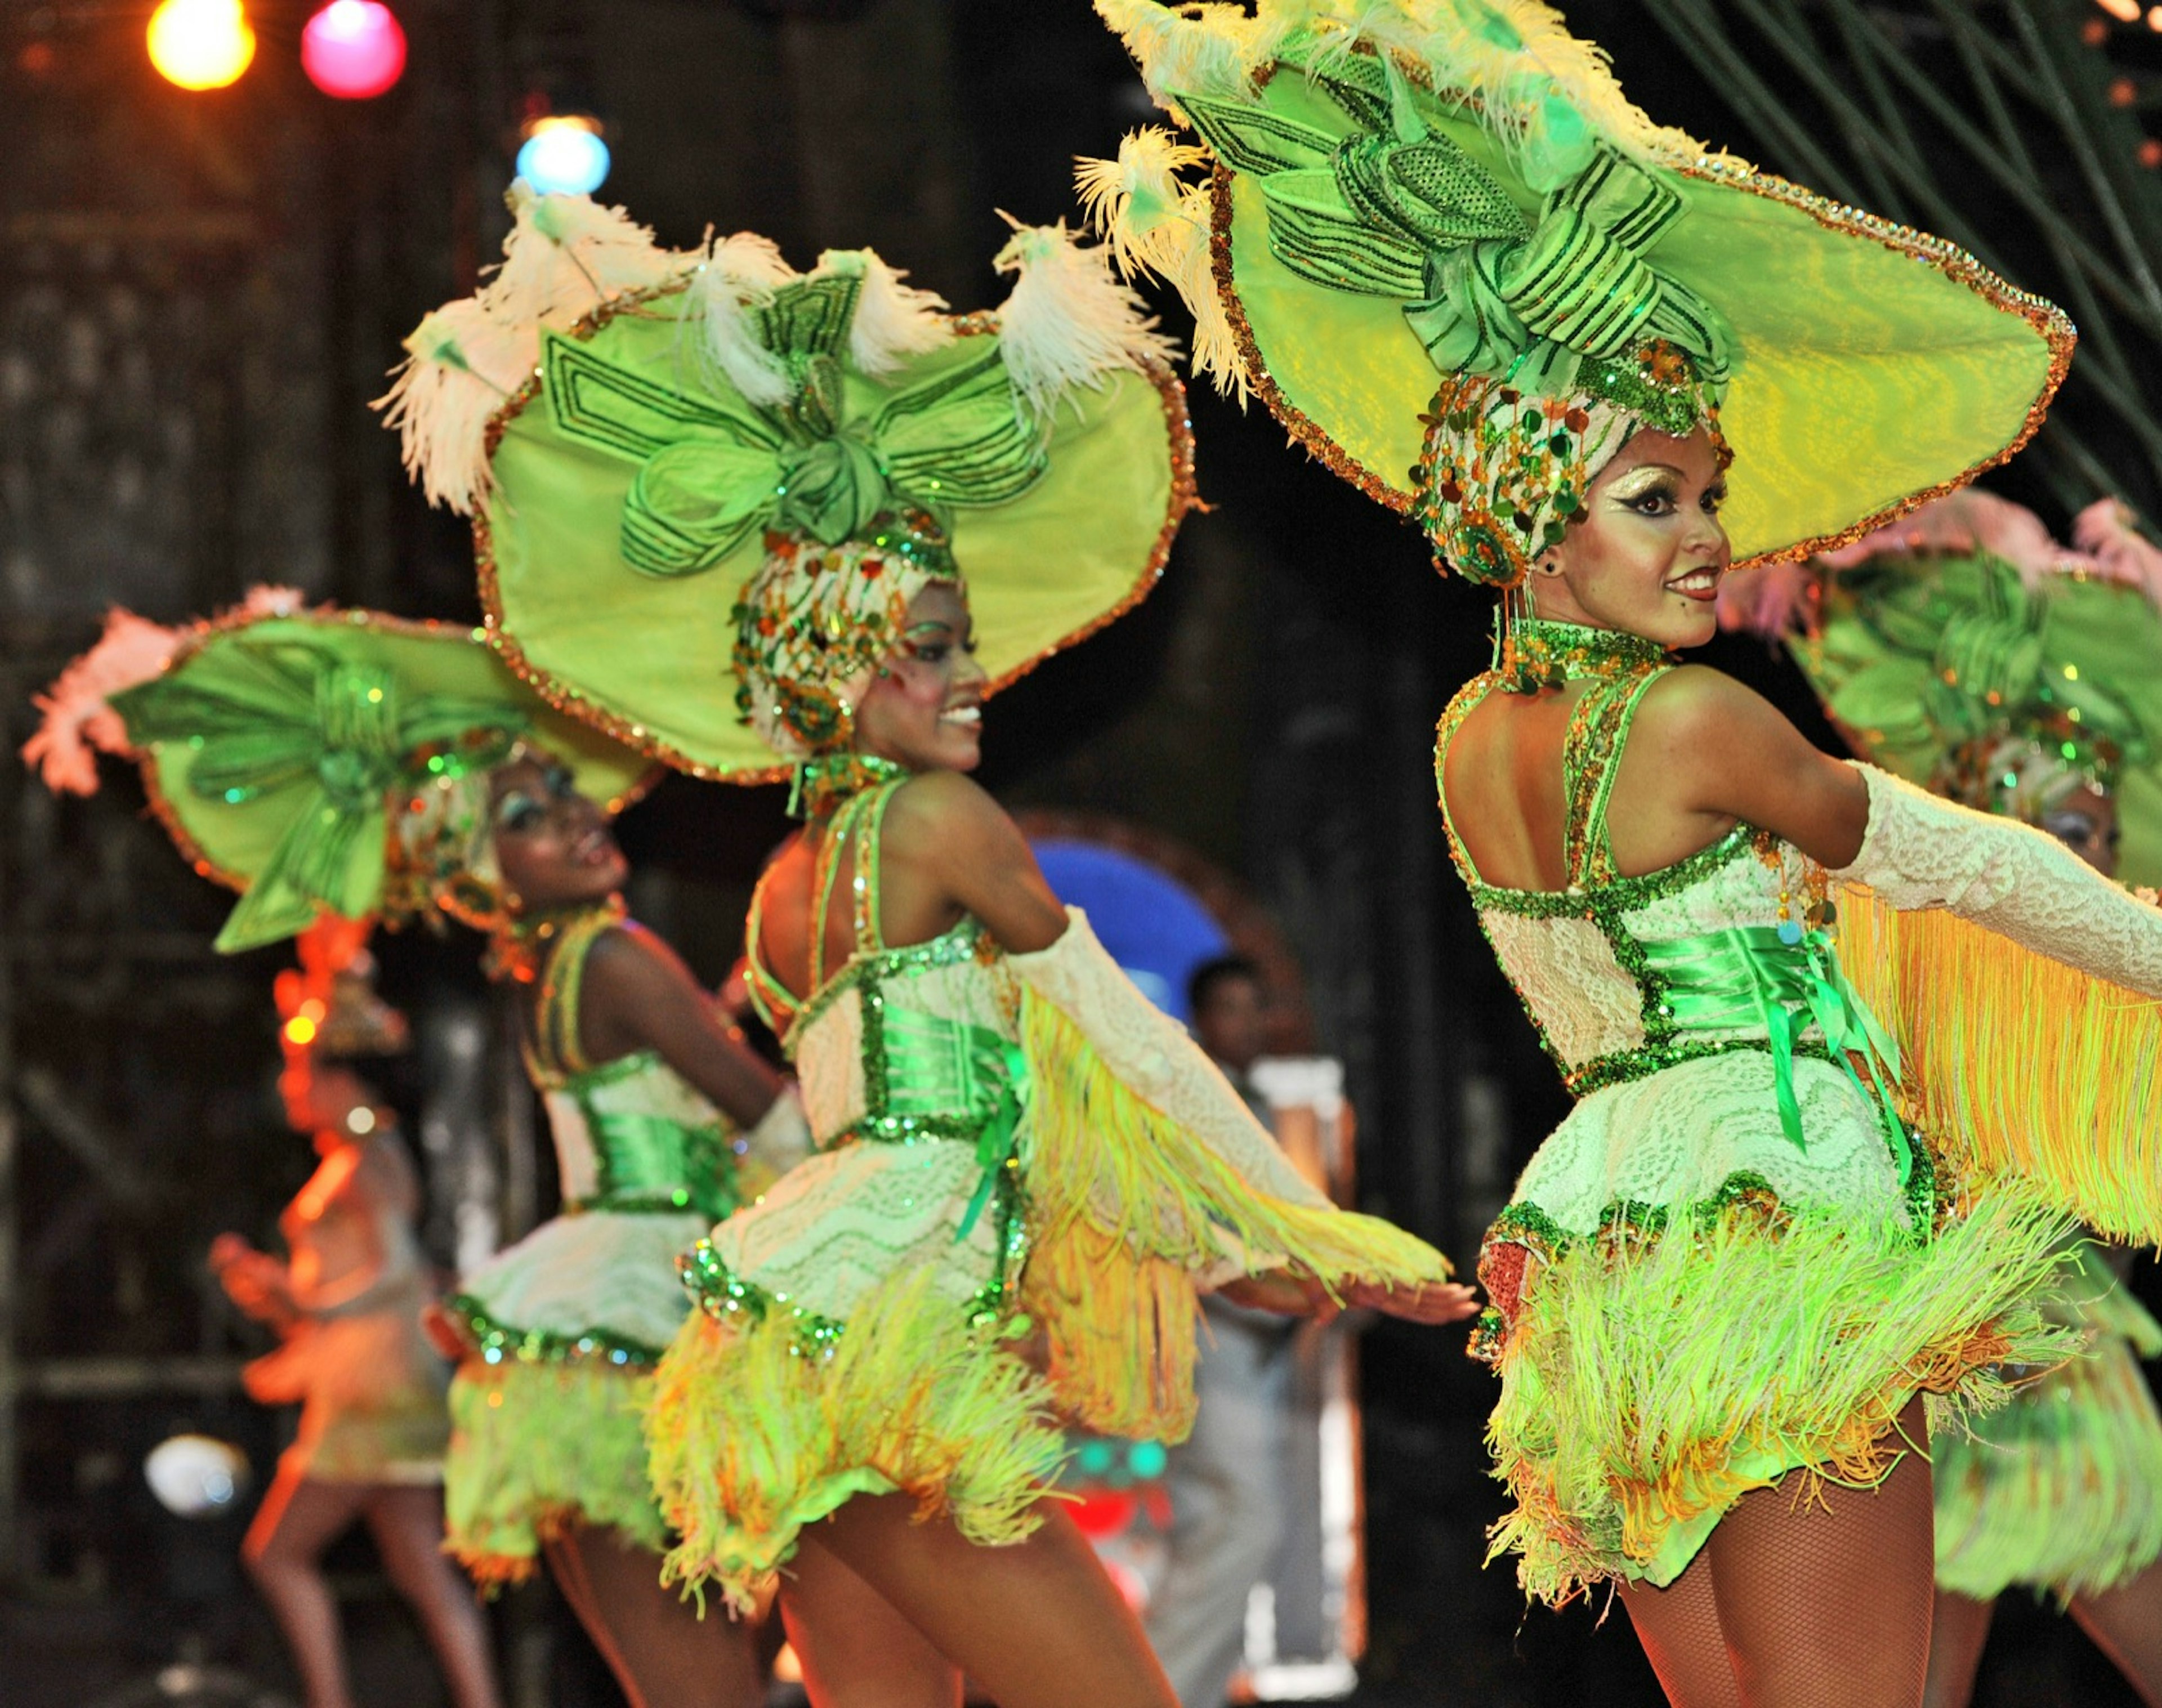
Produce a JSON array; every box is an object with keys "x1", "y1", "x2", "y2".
[
  {"x1": 489, "y1": 753, "x2": 628, "y2": 911},
  {"x1": 853, "y1": 582, "x2": 987, "y2": 773},
  {"x1": 1531, "y1": 426, "x2": 1731, "y2": 650}
]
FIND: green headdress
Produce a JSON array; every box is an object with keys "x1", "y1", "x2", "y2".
[
  {"x1": 1772, "y1": 498, "x2": 2162, "y2": 888},
  {"x1": 1086, "y1": 0, "x2": 2071, "y2": 587},
  {"x1": 31, "y1": 600, "x2": 652, "y2": 952},
  {"x1": 384, "y1": 193, "x2": 1198, "y2": 779}
]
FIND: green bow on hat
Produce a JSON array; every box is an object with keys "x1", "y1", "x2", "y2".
[
  {"x1": 111, "y1": 635, "x2": 524, "y2": 951},
  {"x1": 1177, "y1": 53, "x2": 1734, "y2": 422},
  {"x1": 544, "y1": 271, "x2": 1048, "y2": 579},
  {"x1": 1805, "y1": 554, "x2": 2150, "y2": 777}
]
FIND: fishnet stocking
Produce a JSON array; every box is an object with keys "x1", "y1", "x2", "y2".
[{"x1": 1620, "y1": 1399, "x2": 1937, "y2": 1707}]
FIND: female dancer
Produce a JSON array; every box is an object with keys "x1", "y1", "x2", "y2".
[
  {"x1": 1089, "y1": 4, "x2": 2162, "y2": 1703},
  {"x1": 209, "y1": 919, "x2": 499, "y2": 1708},
  {"x1": 395, "y1": 198, "x2": 1475, "y2": 1705},
  {"x1": 29, "y1": 598, "x2": 803, "y2": 1708},
  {"x1": 1722, "y1": 493, "x2": 2162, "y2": 1708}
]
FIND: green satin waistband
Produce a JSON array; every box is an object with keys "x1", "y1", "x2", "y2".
[
  {"x1": 857, "y1": 1004, "x2": 1030, "y2": 1242},
  {"x1": 569, "y1": 1109, "x2": 740, "y2": 1223},
  {"x1": 1639, "y1": 922, "x2": 1911, "y2": 1183}
]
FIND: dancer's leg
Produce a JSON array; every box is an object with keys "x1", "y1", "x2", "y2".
[
  {"x1": 540, "y1": 1523, "x2": 760, "y2": 1708},
  {"x1": 1705, "y1": 1399, "x2": 1937, "y2": 1708},
  {"x1": 2070, "y1": 1559, "x2": 2162, "y2": 1708},
  {"x1": 781, "y1": 1535, "x2": 961, "y2": 1708},
  {"x1": 361, "y1": 1486, "x2": 502, "y2": 1708},
  {"x1": 1618, "y1": 1550, "x2": 1744, "y2": 1708},
  {"x1": 1919, "y1": 1591, "x2": 1995, "y2": 1708},
  {"x1": 807, "y1": 1492, "x2": 1178, "y2": 1708},
  {"x1": 241, "y1": 1469, "x2": 370, "y2": 1708}
]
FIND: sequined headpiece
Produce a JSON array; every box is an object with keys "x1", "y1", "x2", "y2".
[
  {"x1": 730, "y1": 512, "x2": 960, "y2": 757},
  {"x1": 32, "y1": 602, "x2": 652, "y2": 954},
  {"x1": 1089, "y1": 0, "x2": 2070, "y2": 588}
]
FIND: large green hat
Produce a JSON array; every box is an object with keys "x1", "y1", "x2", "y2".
[
  {"x1": 1087, "y1": 0, "x2": 2071, "y2": 583},
  {"x1": 91, "y1": 605, "x2": 652, "y2": 951},
  {"x1": 1788, "y1": 530, "x2": 2162, "y2": 890},
  {"x1": 385, "y1": 194, "x2": 1198, "y2": 780}
]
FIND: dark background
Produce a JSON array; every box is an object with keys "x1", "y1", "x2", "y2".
[{"x1": 0, "y1": 2, "x2": 2157, "y2": 1703}]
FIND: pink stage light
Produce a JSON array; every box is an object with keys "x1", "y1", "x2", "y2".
[{"x1": 301, "y1": 0, "x2": 406, "y2": 100}]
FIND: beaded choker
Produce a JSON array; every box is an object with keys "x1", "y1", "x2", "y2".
[
  {"x1": 790, "y1": 751, "x2": 914, "y2": 820},
  {"x1": 488, "y1": 894, "x2": 628, "y2": 986},
  {"x1": 1499, "y1": 618, "x2": 1672, "y2": 695}
]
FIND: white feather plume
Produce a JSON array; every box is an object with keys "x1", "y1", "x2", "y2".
[
  {"x1": 23, "y1": 607, "x2": 185, "y2": 795},
  {"x1": 812, "y1": 249, "x2": 953, "y2": 376},
  {"x1": 686, "y1": 234, "x2": 799, "y2": 408},
  {"x1": 373, "y1": 301, "x2": 539, "y2": 516},
  {"x1": 1094, "y1": 0, "x2": 1272, "y2": 112},
  {"x1": 1076, "y1": 129, "x2": 1246, "y2": 405},
  {"x1": 482, "y1": 181, "x2": 680, "y2": 330},
  {"x1": 991, "y1": 218, "x2": 1181, "y2": 419}
]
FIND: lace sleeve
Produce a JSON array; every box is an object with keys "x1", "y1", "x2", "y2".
[
  {"x1": 1834, "y1": 764, "x2": 2162, "y2": 998},
  {"x1": 1007, "y1": 910, "x2": 1334, "y2": 1211}
]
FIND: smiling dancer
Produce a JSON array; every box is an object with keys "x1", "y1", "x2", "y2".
[
  {"x1": 28, "y1": 596, "x2": 806, "y2": 1708},
  {"x1": 388, "y1": 191, "x2": 1472, "y2": 1706},
  {"x1": 1091, "y1": 3, "x2": 2162, "y2": 1704},
  {"x1": 1722, "y1": 491, "x2": 2162, "y2": 1708}
]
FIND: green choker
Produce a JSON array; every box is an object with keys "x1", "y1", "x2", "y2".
[
  {"x1": 790, "y1": 752, "x2": 914, "y2": 820},
  {"x1": 1499, "y1": 618, "x2": 1672, "y2": 696}
]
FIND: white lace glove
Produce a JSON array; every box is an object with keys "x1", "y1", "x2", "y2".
[
  {"x1": 1007, "y1": 909, "x2": 1334, "y2": 1213},
  {"x1": 1834, "y1": 764, "x2": 2162, "y2": 998},
  {"x1": 741, "y1": 1084, "x2": 812, "y2": 1177}
]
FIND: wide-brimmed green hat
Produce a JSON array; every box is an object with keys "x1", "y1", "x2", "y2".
[
  {"x1": 1087, "y1": 0, "x2": 2072, "y2": 578},
  {"x1": 385, "y1": 193, "x2": 1199, "y2": 780},
  {"x1": 97, "y1": 605, "x2": 653, "y2": 951},
  {"x1": 1786, "y1": 535, "x2": 2162, "y2": 889}
]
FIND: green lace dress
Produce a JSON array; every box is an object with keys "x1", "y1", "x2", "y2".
[
  {"x1": 442, "y1": 907, "x2": 750, "y2": 1584},
  {"x1": 1436, "y1": 626, "x2": 2069, "y2": 1604}
]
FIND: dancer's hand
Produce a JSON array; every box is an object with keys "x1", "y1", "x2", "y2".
[{"x1": 1340, "y1": 1278, "x2": 1481, "y2": 1324}]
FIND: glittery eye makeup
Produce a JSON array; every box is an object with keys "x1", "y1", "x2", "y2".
[
  {"x1": 494, "y1": 792, "x2": 543, "y2": 833},
  {"x1": 1605, "y1": 465, "x2": 1681, "y2": 507}
]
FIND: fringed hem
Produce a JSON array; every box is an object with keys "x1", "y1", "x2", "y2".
[
  {"x1": 646, "y1": 1262, "x2": 1069, "y2": 1615},
  {"x1": 1482, "y1": 1185, "x2": 2079, "y2": 1605},
  {"x1": 1016, "y1": 988, "x2": 1451, "y2": 1437},
  {"x1": 1935, "y1": 1325, "x2": 2162, "y2": 1600},
  {"x1": 445, "y1": 1358, "x2": 665, "y2": 1586}
]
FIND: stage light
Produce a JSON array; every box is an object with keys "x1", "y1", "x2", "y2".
[
  {"x1": 147, "y1": 0, "x2": 256, "y2": 91},
  {"x1": 144, "y1": 1434, "x2": 250, "y2": 1517},
  {"x1": 302, "y1": 1, "x2": 407, "y2": 100},
  {"x1": 2098, "y1": 0, "x2": 2142, "y2": 19},
  {"x1": 516, "y1": 116, "x2": 611, "y2": 197}
]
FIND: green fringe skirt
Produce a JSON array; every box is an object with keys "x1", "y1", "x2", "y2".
[
  {"x1": 1480, "y1": 1185, "x2": 2078, "y2": 1604},
  {"x1": 1934, "y1": 1241, "x2": 2162, "y2": 1600},
  {"x1": 445, "y1": 1357, "x2": 665, "y2": 1584}
]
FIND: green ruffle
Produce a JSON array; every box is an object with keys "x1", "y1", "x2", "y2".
[
  {"x1": 445, "y1": 1358, "x2": 665, "y2": 1585},
  {"x1": 1934, "y1": 1244, "x2": 2162, "y2": 1600},
  {"x1": 646, "y1": 1260, "x2": 1067, "y2": 1615},
  {"x1": 1483, "y1": 1182, "x2": 2079, "y2": 1604}
]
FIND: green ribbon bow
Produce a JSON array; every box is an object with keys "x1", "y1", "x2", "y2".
[
  {"x1": 1831, "y1": 555, "x2": 2149, "y2": 772},
  {"x1": 1643, "y1": 922, "x2": 1911, "y2": 1183},
  {"x1": 957, "y1": 1036, "x2": 1031, "y2": 1242},
  {"x1": 541, "y1": 267, "x2": 1051, "y2": 578},
  {"x1": 1178, "y1": 55, "x2": 1733, "y2": 414},
  {"x1": 110, "y1": 636, "x2": 522, "y2": 951}
]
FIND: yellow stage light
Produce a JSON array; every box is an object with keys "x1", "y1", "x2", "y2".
[
  {"x1": 283, "y1": 1016, "x2": 318, "y2": 1046},
  {"x1": 148, "y1": 0, "x2": 256, "y2": 91}
]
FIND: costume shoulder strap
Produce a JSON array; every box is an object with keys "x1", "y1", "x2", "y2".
[
  {"x1": 529, "y1": 908, "x2": 628, "y2": 1083},
  {"x1": 808, "y1": 776, "x2": 908, "y2": 982},
  {"x1": 1564, "y1": 666, "x2": 1670, "y2": 888},
  {"x1": 1432, "y1": 672, "x2": 1500, "y2": 886},
  {"x1": 740, "y1": 870, "x2": 799, "y2": 1040}
]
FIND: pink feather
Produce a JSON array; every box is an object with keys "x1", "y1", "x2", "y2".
[{"x1": 23, "y1": 607, "x2": 185, "y2": 795}]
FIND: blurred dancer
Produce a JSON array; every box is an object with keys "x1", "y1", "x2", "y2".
[
  {"x1": 1723, "y1": 492, "x2": 2162, "y2": 1708},
  {"x1": 1145, "y1": 957, "x2": 1302, "y2": 1707},
  {"x1": 210, "y1": 920, "x2": 499, "y2": 1708}
]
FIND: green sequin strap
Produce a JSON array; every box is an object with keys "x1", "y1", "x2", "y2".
[
  {"x1": 526, "y1": 902, "x2": 632, "y2": 1084},
  {"x1": 1563, "y1": 667, "x2": 1670, "y2": 889}
]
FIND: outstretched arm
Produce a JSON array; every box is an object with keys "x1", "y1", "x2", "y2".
[{"x1": 579, "y1": 926, "x2": 790, "y2": 1129}]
